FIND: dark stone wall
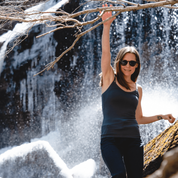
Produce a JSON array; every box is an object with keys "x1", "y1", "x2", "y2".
[
  {"x1": 0, "y1": 0, "x2": 85, "y2": 148},
  {"x1": 0, "y1": 25, "x2": 44, "y2": 148}
]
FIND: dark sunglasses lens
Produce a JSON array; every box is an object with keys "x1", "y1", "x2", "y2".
[
  {"x1": 129, "y1": 61, "x2": 137, "y2": 66},
  {"x1": 120, "y1": 60, "x2": 127, "y2": 66}
]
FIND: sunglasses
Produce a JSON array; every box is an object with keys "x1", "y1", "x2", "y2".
[{"x1": 120, "y1": 60, "x2": 137, "y2": 67}]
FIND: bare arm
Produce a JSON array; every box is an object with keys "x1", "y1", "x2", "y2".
[
  {"x1": 101, "y1": 4, "x2": 116, "y2": 93},
  {"x1": 136, "y1": 86, "x2": 176, "y2": 124},
  {"x1": 101, "y1": 25, "x2": 112, "y2": 77}
]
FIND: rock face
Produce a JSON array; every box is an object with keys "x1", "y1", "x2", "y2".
[
  {"x1": 143, "y1": 121, "x2": 178, "y2": 177},
  {"x1": 0, "y1": 0, "x2": 84, "y2": 149}
]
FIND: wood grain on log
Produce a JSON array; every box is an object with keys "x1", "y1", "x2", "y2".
[{"x1": 143, "y1": 121, "x2": 178, "y2": 177}]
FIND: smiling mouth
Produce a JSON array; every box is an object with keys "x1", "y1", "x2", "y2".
[{"x1": 124, "y1": 69, "x2": 131, "y2": 72}]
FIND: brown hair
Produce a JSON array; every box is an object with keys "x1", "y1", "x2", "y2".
[
  {"x1": 99, "y1": 46, "x2": 141, "y2": 90},
  {"x1": 114, "y1": 46, "x2": 140, "y2": 90}
]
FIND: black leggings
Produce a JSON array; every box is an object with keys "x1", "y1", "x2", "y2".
[{"x1": 101, "y1": 137, "x2": 143, "y2": 178}]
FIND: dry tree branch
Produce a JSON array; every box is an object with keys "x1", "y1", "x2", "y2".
[
  {"x1": 34, "y1": 36, "x2": 81, "y2": 76},
  {"x1": 69, "y1": 0, "x2": 178, "y2": 18},
  {"x1": 117, "y1": 0, "x2": 138, "y2": 6},
  {"x1": 37, "y1": 0, "x2": 178, "y2": 75},
  {"x1": 164, "y1": 5, "x2": 178, "y2": 9},
  {"x1": 1, "y1": 0, "x2": 177, "y2": 22},
  {"x1": 0, "y1": 0, "x2": 178, "y2": 76},
  {"x1": 5, "y1": 25, "x2": 34, "y2": 56},
  {"x1": 144, "y1": 0, "x2": 165, "y2": 2},
  {"x1": 42, "y1": 12, "x2": 121, "y2": 72},
  {"x1": 144, "y1": 0, "x2": 178, "y2": 8},
  {"x1": 99, "y1": 0, "x2": 126, "y2": 6},
  {"x1": 34, "y1": 0, "x2": 178, "y2": 39}
]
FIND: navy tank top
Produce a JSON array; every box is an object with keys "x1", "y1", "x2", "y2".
[{"x1": 101, "y1": 79, "x2": 140, "y2": 138}]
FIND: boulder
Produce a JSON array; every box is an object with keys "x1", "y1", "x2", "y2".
[
  {"x1": 143, "y1": 120, "x2": 178, "y2": 177},
  {"x1": 0, "y1": 140, "x2": 96, "y2": 178},
  {"x1": 0, "y1": 141, "x2": 73, "y2": 178}
]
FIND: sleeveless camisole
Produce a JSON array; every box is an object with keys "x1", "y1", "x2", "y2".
[{"x1": 101, "y1": 79, "x2": 140, "y2": 138}]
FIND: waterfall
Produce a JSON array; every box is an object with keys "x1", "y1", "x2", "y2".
[
  {"x1": 0, "y1": 0, "x2": 70, "y2": 147},
  {"x1": 0, "y1": 0, "x2": 178, "y2": 177}
]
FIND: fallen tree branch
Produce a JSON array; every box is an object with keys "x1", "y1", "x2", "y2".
[
  {"x1": 1, "y1": 0, "x2": 178, "y2": 23},
  {"x1": 0, "y1": 0, "x2": 178, "y2": 75}
]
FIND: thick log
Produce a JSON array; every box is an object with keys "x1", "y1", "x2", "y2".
[{"x1": 143, "y1": 120, "x2": 178, "y2": 177}]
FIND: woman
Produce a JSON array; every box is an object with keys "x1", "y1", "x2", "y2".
[{"x1": 100, "y1": 4, "x2": 176, "y2": 178}]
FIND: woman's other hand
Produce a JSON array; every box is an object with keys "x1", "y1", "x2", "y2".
[
  {"x1": 162, "y1": 114, "x2": 176, "y2": 123},
  {"x1": 100, "y1": 4, "x2": 116, "y2": 26}
]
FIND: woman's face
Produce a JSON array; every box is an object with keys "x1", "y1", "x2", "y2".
[{"x1": 120, "y1": 53, "x2": 138, "y2": 77}]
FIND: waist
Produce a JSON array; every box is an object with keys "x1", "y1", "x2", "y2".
[
  {"x1": 101, "y1": 117, "x2": 140, "y2": 138},
  {"x1": 102, "y1": 117, "x2": 138, "y2": 126}
]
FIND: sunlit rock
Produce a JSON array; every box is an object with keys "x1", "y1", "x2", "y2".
[
  {"x1": 0, "y1": 141, "x2": 72, "y2": 178},
  {"x1": 0, "y1": 140, "x2": 97, "y2": 178},
  {"x1": 143, "y1": 120, "x2": 178, "y2": 177}
]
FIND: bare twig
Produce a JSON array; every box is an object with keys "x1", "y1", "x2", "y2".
[
  {"x1": 1, "y1": 0, "x2": 178, "y2": 76},
  {"x1": 164, "y1": 5, "x2": 178, "y2": 9},
  {"x1": 36, "y1": 24, "x2": 79, "y2": 38},
  {"x1": 33, "y1": 36, "x2": 81, "y2": 76},
  {"x1": 69, "y1": 0, "x2": 178, "y2": 18}
]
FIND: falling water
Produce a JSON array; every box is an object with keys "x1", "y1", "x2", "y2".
[{"x1": 0, "y1": 0, "x2": 178, "y2": 177}]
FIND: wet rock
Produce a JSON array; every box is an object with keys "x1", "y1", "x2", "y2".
[
  {"x1": 143, "y1": 120, "x2": 178, "y2": 177},
  {"x1": 0, "y1": 141, "x2": 72, "y2": 178},
  {"x1": 0, "y1": 140, "x2": 96, "y2": 178},
  {"x1": 0, "y1": 21, "x2": 18, "y2": 36},
  {"x1": 0, "y1": 41, "x2": 4, "y2": 49},
  {"x1": 0, "y1": 0, "x2": 84, "y2": 149}
]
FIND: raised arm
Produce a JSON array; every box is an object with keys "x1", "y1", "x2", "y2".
[
  {"x1": 101, "y1": 4, "x2": 116, "y2": 93},
  {"x1": 136, "y1": 86, "x2": 176, "y2": 124}
]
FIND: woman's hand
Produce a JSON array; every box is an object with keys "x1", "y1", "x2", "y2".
[
  {"x1": 100, "y1": 4, "x2": 116, "y2": 26},
  {"x1": 162, "y1": 114, "x2": 176, "y2": 123}
]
